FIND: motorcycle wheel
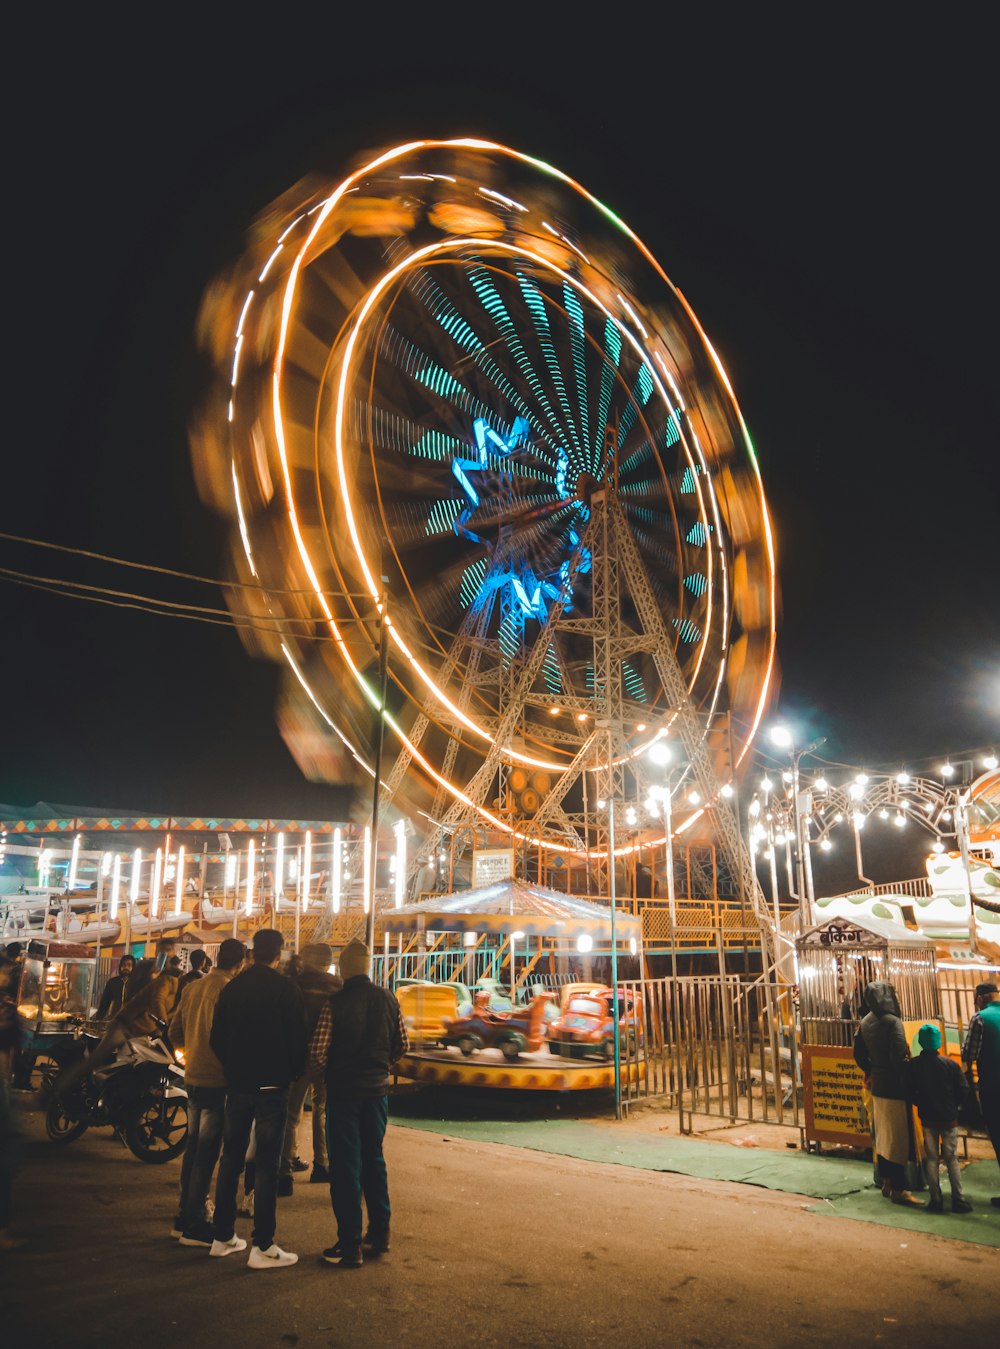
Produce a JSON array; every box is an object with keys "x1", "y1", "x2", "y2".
[
  {"x1": 45, "y1": 1097, "x2": 89, "y2": 1144},
  {"x1": 124, "y1": 1088, "x2": 189, "y2": 1164}
]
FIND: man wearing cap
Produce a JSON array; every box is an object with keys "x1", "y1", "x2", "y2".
[
  {"x1": 309, "y1": 938, "x2": 408, "y2": 1268},
  {"x1": 906, "y1": 1022, "x2": 972, "y2": 1213},
  {"x1": 279, "y1": 943, "x2": 341, "y2": 1192},
  {"x1": 169, "y1": 937, "x2": 247, "y2": 1245},
  {"x1": 962, "y1": 981, "x2": 1000, "y2": 1207}
]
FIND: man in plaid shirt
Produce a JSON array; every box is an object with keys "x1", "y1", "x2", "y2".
[
  {"x1": 962, "y1": 980, "x2": 1000, "y2": 1208},
  {"x1": 309, "y1": 938, "x2": 408, "y2": 1266}
]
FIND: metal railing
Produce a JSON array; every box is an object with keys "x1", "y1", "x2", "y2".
[
  {"x1": 834, "y1": 877, "x2": 932, "y2": 899},
  {"x1": 617, "y1": 975, "x2": 801, "y2": 1131}
]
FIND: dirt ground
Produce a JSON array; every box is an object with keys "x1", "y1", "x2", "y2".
[{"x1": 2, "y1": 1092, "x2": 997, "y2": 1348}]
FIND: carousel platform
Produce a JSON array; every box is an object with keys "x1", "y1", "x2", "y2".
[{"x1": 395, "y1": 1045, "x2": 644, "y2": 1091}]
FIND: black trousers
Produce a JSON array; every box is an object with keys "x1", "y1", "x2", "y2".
[{"x1": 980, "y1": 1085, "x2": 1000, "y2": 1168}]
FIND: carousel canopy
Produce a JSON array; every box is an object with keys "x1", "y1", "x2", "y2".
[{"x1": 380, "y1": 880, "x2": 642, "y2": 943}]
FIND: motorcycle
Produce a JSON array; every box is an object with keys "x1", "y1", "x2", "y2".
[{"x1": 46, "y1": 1018, "x2": 189, "y2": 1163}]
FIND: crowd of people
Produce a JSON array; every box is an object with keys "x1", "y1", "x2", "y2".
[
  {"x1": 852, "y1": 978, "x2": 1000, "y2": 1212},
  {"x1": 167, "y1": 929, "x2": 407, "y2": 1270},
  {"x1": 0, "y1": 930, "x2": 407, "y2": 1267},
  {"x1": 2, "y1": 944, "x2": 998, "y2": 1256}
]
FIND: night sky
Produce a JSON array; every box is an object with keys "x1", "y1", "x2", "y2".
[{"x1": 3, "y1": 17, "x2": 996, "y2": 887}]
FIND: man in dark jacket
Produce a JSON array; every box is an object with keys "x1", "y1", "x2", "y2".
[
  {"x1": 177, "y1": 949, "x2": 210, "y2": 993},
  {"x1": 309, "y1": 938, "x2": 408, "y2": 1267},
  {"x1": 208, "y1": 929, "x2": 308, "y2": 1270},
  {"x1": 280, "y1": 943, "x2": 341, "y2": 1191},
  {"x1": 96, "y1": 954, "x2": 134, "y2": 1019},
  {"x1": 906, "y1": 1022, "x2": 972, "y2": 1213},
  {"x1": 853, "y1": 981, "x2": 922, "y2": 1207}
]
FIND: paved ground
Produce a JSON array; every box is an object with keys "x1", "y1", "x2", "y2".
[{"x1": 3, "y1": 1095, "x2": 998, "y2": 1347}]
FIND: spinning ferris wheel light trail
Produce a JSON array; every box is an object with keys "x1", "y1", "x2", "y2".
[{"x1": 191, "y1": 138, "x2": 780, "y2": 925}]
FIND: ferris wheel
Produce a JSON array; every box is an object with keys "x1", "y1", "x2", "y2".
[{"x1": 192, "y1": 139, "x2": 778, "y2": 895}]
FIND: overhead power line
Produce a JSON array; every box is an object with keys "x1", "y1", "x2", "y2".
[{"x1": 0, "y1": 529, "x2": 371, "y2": 600}]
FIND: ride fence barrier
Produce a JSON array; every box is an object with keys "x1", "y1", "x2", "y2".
[
  {"x1": 616, "y1": 975, "x2": 802, "y2": 1132},
  {"x1": 938, "y1": 963, "x2": 1000, "y2": 1053},
  {"x1": 373, "y1": 948, "x2": 508, "y2": 990}
]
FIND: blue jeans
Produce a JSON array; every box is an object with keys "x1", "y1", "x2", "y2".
[
  {"x1": 326, "y1": 1094, "x2": 390, "y2": 1244},
  {"x1": 213, "y1": 1089, "x2": 288, "y2": 1251},
  {"x1": 179, "y1": 1085, "x2": 226, "y2": 1229}
]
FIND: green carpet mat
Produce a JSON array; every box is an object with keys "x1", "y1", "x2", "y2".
[
  {"x1": 390, "y1": 1114, "x2": 868, "y2": 1199},
  {"x1": 390, "y1": 1111, "x2": 1000, "y2": 1246},
  {"x1": 812, "y1": 1161, "x2": 1000, "y2": 1249}
]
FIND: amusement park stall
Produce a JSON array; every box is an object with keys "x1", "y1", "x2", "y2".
[{"x1": 796, "y1": 914, "x2": 940, "y2": 1151}]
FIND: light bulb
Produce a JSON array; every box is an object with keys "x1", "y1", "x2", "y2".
[
  {"x1": 720, "y1": 783, "x2": 734, "y2": 799},
  {"x1": 648, "y1": 741, "x2": 672, "y2": 766},
  {"x1": 896, "y1": 771, "x2": 910, "y2": 785},
  {"x1": 940, "y1": 762, "x2": 954, "y2": 777},
  {"x1": 819, "y1": 838, "x2": 833, "y2": 852},
  {"x1": 931, "y1": 840, "x2": 945, "y2": 853},
  {"x1": 760, "y1": 776, "x2": 773, "y2": 793},
  {"x1": 813, "y1": 777, "x2": 828, "y2": 792},
  {"x1": 984, "y1": 754, "x2": 998, "y2": 770},
  {"x1": 687, "y1": 790, "x2": 701, "y2": 805},
  {"x1": 769, "y1": 726, "x2": 792, "y2": 748}
]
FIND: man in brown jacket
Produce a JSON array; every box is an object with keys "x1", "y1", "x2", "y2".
[{"x1": 169, "y1": 938, "x2": 246, "y2": 1245}]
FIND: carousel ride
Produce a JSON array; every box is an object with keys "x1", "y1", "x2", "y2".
[{"x1": 184, "y1": 138, "x2": 783, "y2": 1085}]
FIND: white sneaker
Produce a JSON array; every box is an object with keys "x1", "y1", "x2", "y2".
[
  {"x1": 209, "y1": 1235, "x2": 248, "y2": 1257},
  {"x1": 247, "y1": 1243, "x2": 298, "y2": 1270}
]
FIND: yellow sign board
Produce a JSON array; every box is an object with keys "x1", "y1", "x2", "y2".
[{"x1": 802, "y1": 1045, "x2": 870, "y2": 1147}]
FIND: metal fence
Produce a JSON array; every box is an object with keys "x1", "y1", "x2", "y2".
[
  {"x1": 938, "y1": 964, "x2": 1000, "y2": 1051},
  {"x1": 617, "y1": 975, "x2": 801, "y2": 1131}
]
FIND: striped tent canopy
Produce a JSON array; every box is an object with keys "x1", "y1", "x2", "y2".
[{"x1": 380, "y1": 880, "x2": 642, "y2": 944}]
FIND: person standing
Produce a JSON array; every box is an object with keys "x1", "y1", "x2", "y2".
[
  {"x1": 55, "y1": 958, "x2": 175, "y2": 1099},
  {"x1": 309, "y1": 939, "x2": 408, "y2": 1268},
  {"x1": 96, "y1": 955, "x2": 134, "y2": 1019},
  {"x1": 177, "y1": 949, "x2": 210, "y2": 995},
  {"x1": 962, "y1": 980, "x2": 1000, "y2": 1208},
  {"x1": 279, "y1": 943, "x2": 341, "y2": 1193},
  {"x1": 906, "y1": 1022, "x2": 972, "y2": 1213},
  {"x1": 853, "y1": 981, "x2": 922, "y2": 1207},
  {"x1": 169, "y1": 938, "x2": 246, "y2": 1245},
  {"x1": 209, "y1": 929, "x2": 307, "y2": 1269}
]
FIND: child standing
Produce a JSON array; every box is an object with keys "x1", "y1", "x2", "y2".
[{"x1": 906, "y1": 1023, "x2": 973, "y2": 1214}]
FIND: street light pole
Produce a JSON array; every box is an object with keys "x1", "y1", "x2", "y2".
[
  {"x1": 607, "y1": 796, "x2": 621, "y2": 1121},
  {"x1": 954, "y1": 790, "x2": 980, "y2": 957},
  {"x1": 791, "y1": 752, "x2": 809, "y2": 930}
]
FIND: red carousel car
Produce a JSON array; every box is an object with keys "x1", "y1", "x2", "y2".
[{"x1": 440, "y1": 992, "x2": 550, "y2": 1061}]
